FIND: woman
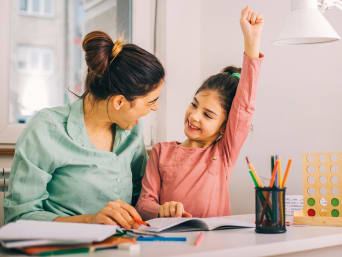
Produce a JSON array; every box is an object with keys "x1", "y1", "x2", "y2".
[{"x1": 4, "y1": 31, "x2": 165, "y2": 229}]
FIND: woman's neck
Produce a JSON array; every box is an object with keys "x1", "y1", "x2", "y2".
[{"x1": 83, "y1": 94, "x2": 114, "y2": 131}]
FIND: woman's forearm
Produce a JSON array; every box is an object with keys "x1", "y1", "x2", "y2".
[{"x1": 54, "y1": 214, "x2": 95, "y2": 223}]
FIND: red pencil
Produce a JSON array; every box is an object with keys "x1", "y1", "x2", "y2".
[{"x1": 194, "y1": 232, "x2": 204, "y2": 246}]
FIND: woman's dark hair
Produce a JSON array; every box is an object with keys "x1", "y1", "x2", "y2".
[
  {"x1": 195, "y1": 66, "x2": 241, "y2": 116},
  {"x1": 81, "y1": 31, "x2": 165, "y2": 101}
]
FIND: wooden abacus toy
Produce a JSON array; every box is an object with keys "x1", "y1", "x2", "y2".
[{"x1": 294, "y1": 152, "x2": 342, "y2": 226}]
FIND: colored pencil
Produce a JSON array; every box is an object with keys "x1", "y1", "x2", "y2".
[
  {"x1": 249, "y1": 170, "x2": 272, "y2": 221},
  {"x1": 268, "y1": 160, "x2": 279, "y2": 188},
  {"x1": 259, "y1": 160, "x2": 279, "y2": 224},
  {"x1": 282, "y1": 159, "x2": 293, "y2": 187},
  {"x1": 271, "y1": 155, "x2": 275, "y2": 176},
  {"x1": 278, "y1": 157, "x2": 282, "y2": 188},
  {"x1": 246, "y1": 157, "x2": 264, "y2": 187},
  {"x1": 133, "y1": 217, "x2": 150, "y2": 227},
  {"x1": 194, "y1": 232, "x2": 204, "y2": 246}
]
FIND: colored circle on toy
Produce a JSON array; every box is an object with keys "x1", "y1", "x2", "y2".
[
  {"x1": 319, "y1": 155, "x2": 326, "y2": 162},
  {"x1": 331, "y1": 198, "x2": 339, "y2": 207},
  {"x1": 320, "y1": 198, "x2": 327, "y2": 206},
  {"x1": 319, "y1": 209, "x2": 328, "y2": 216},
  {"x1": 308, "y1": 209, "x2": 316, "y2": 216},
  {"x1": 331, "y1": 209, "x2": 339, "y2": 217},
  {"x1": 307, "y1": 198, "x2": 315, "y2": 206}
]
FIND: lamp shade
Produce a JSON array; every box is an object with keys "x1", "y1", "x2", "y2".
[{"x1": 274, "y1": 0, "x2": 341, "y2": 45}]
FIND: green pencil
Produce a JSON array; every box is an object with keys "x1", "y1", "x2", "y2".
[
  {"x1": 249, "y1": 170, "x2": 273, "y2": 222},
  {"x1": 39, "y1": 247, "x2": 91, "y2": 256}
]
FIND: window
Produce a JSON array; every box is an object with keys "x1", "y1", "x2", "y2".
[
  {"x1": 16, "y1": 46, "x2": 53, "y2": 74},
  {"x1": 1, "y1": 0, "x2": 157, "y2": 144},
  {"x1": 19, "y1": 0, "x2": 54, "y2": 17}
]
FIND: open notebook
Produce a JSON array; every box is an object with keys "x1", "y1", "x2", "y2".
[
  {"x1": 138, "y1": 216, "x2": 255, "y2": 233},
  {"x1": 0, "y1": 220, "x2": 119, "y2": 248}
]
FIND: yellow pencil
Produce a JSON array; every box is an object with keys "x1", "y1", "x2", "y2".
[{"x1": 245, "y1": 157, "x2": 264, "y2": 187}]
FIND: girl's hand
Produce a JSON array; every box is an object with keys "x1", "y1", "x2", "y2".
[
  {"x1": 159, "y1": 201, "x2": 192, "y2": 218},
  {"x1": 89, "y1": 199, "x2": 142, "y2": 229},
  {"x1": 240, "y1": 6, "x2": 264, "y2": 58}
]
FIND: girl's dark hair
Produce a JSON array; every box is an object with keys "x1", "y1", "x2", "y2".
[
  {"x1": 195, "y1": 66, "x2": 241, "y2": 116},
  {"x1": 82, "y1": 31, "x2": 165, "y2": 101}
]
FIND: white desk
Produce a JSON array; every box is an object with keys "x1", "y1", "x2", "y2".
[{"x1": 2, "y1": 214, "x2": 342, "y2": 257}]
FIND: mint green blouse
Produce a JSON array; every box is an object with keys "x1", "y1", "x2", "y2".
[{"x1": 4, "y1": 99, "x2": 148, "y2": 224}]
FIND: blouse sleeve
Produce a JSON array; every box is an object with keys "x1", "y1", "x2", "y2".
[
  {"x1": 219, "y1": 53, "x2": 263, "y2": 168},
  {"x1": 135, "y1": 144, "x2": 162, "y2": 220}
]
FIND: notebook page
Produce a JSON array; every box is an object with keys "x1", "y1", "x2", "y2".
[
  {"x1": 200, "y1": 216, "x2": 255, "y2": 230},
  {"x1": 0, "y1": 220, "x2": 119, "y2": 242},
  {"x1": 140, "y1": 218, "x2": 197, "y2": 232}
]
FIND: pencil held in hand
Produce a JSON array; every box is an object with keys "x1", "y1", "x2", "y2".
[{"x1": 133, "y1": 217, "x2": 150, "y2": 227}]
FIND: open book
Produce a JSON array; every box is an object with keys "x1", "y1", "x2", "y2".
[{"x1": 138, "y1": 216, "x2": 255, "y2": 233}]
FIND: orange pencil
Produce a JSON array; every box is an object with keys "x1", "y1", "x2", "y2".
[
  {"x1": 259, "y1": 160, "x2": 279, "y2": 224},
  {"x1": 133, "y1": 217, "x2": 150, "y2": 227},
  {"x1": 278, "y1": 157, "x2": 282, "y2": 188},
  {"x1": 268, "y1": 160, "x2": 279, "y2": 188},
  {"x1": 281, "y1": 159, "x2": 293, "y2": 187}
]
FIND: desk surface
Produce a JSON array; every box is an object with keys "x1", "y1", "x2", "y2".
[{"x1": 2, "y1": 214, "x2": 342, "y2": 257}]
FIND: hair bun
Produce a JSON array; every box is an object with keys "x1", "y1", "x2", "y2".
[
  {"x1": 82, "y1": 31, "x2": 114, "y2": 77},
  {"x1": 221, "y1": 66, "x2": 241, "y2": 76}
]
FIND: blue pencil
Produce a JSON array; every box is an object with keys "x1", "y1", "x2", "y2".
[{"x1": 137, "y1": 236, "x2": 187, "y2": 242}]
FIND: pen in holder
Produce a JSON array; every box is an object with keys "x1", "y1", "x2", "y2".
[{"x1": 255, "y1": 186, "x2": 286, "y2": 234}]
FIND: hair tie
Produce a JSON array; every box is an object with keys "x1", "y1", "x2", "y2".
[
  {"x1": 231, "y1": 73, "x2": 240, "y2": 79},
  {"x1": 110, "y1": 39, "x2": 125, "y2": 64}
]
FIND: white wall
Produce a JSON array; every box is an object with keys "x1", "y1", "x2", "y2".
[
  {"x1": 156, "y1": 0, "x2": 342, "y2": 214},
  {"x1": 156, "y1": 0, "x2": 201, "y2": 142}
]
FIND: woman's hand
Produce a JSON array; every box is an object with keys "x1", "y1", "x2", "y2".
[
  {"x1": 240, "y1": 6, "x2": 264, "y2": 58},
  {"x1": 89, "y1": 199, "x2": 142, "y2": 229},
  {"x1": 159, "y1": 201, "x2": 192, "y2": 218}
]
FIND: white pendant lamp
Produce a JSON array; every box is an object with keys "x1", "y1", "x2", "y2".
[{"x1": 274, "y1": 0, "x2": 341, "y2": 45}]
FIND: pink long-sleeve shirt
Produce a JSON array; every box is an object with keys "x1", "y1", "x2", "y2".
[{"x1": 136, "y1": 53, "x2": 263, "y2": 220}]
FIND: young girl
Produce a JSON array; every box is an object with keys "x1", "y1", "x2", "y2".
[{"x1": 136, "y1": 7, "x2": 264, "y2": 219}]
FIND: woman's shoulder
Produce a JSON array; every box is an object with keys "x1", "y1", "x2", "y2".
[{"x1": 16, "y1": 104, "x2": 72, "y2": 146}]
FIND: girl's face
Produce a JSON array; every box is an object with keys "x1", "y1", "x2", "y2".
[
  {"x1": 184, "y1": 89, "x2": 227, "y2": 144},
  {"x1": 116, "y1": 81, "x2": 164, "y2": 130}
]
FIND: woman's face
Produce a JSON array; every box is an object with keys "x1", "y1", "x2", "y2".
[
  {"x1": 184, "y1": 89, "x2": 226, "y2": 143},
  {"x1": 117, "y1": 81, "x2": 164, "y2": 130}
]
